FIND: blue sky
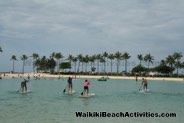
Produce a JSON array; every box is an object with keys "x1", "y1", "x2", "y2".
[{"x1": 0, "y1": 0, "x2": 184, "y2": 73}]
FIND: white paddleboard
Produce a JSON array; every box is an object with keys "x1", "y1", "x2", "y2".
[
  {"x1": 65, "y1": 90, "x2": 76, "y2": 94},
  {"x1": 19, "y1": 90, "x2": 31, "y2": 94},
  {"x1": 139, "y1": 89, "x2": 150, "y2": 93},
  {"x1": 79, "y1": 93, "x2": 95, "y2": 98}
]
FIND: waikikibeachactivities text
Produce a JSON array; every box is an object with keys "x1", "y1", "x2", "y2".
[{"x1": 76, "y1": 111, "x2": 176, "y2": 118}]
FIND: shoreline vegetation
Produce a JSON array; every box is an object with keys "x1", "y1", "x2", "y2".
[
  {"x1": 1, "y1": 47, "x2": 184, "y2": 79},
  {"x1": 0, "y1": 73, "x2": 184, "y2": 82}
]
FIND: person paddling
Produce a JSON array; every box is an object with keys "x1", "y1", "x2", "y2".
[
  {"x1": 21, "y1": 79, "x2": 29, "y2": 92},
  {"x1": 142, "y1": 78, "x2": 148, "y2": 92},
  {"x1": 67, "y1": 77, "x2": 73, "y2": 93},
  {"x1": 82, "y1": 79, "x2": 90, "y2": 95}
]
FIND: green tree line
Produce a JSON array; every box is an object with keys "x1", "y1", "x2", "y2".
[{"x1": 0, "y1": 46, "x2": 184, "y2": 76}]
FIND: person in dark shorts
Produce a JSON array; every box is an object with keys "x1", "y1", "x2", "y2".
[
  {"x1": 83, "y1": 79, "x2": 90, "y2": 95},
  {"x1": 21, "y1": 79, "x2": 29, "y2": 92},
  {"x1": 67, "y1": 77, "x2": 73, "y2": 93},
  {"x1": 142, "y1": 78, "x2": 148, "y2": 90}
]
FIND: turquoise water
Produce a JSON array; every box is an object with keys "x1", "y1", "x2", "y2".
[{"x1": 0, "y1": 78, "x2": 184, "y2": 123}]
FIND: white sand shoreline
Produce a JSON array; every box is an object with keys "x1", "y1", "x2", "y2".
[{"x1": 1, "y1": 73, "x2": 184, "y2": 82}]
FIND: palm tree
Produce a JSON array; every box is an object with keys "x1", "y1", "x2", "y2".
[
  {"x1": 54, "y1": 52, "x2": 64, "y2": 73},
  {"x1": 108, "y1": 54, "x2": 115, "y2": 74},
  {"x1": 137, "y1": 54, "x2": 143, "y2": 66},
  {"x1": 122, "y1": 52, "x2": 131, "y2": 74},
  {"x1": 160, "y1": 60, "x2": 166, "y2": 66},
  {"x1": 37, "y1": 56, "x2": 47, "y2": 72},
  {"x1": 181, "y1": 62, "x2": 184, "y2": 72},
  {"x1": 89, "y1": 55, "x2": 96, "y2": 72},
  {"x1": 32, "y1": 53, "x2": 39, "y2": 73},
  {"x1": 51, "y1": 52, "x2": 56, "y2": 58},
  {"x1": 100, "y1": 57, "x2": 105, "y2": 73},
  {"x1": 21, "y1": 54, "x2": 28, "y2": 74},
  {"x1": 144, "y1": 53, "x2": 154, "y2": 69},
  {"x1": 10, "y1": 55, "x2": 17, "y2": 73},
  {"x1": 68, "y1": 54, "x2": 74, "y2": 72},
  {"x1": 173, "y1": 52, "x2": 183, "y2": 76},
  {"x1": 83, "y1": 55, "x2": 89, "y2": 72},
  {"x1": 72, "y1": 57, "x2": 78, "y2": 73},
  {"x1": 165, "y1": 55, "x2": 175, "y2": 75},
  {"x1": 96, "y1": 54, "x2": 102, "y2": 73},
  {"x1": 114, "y1": 51, "x2": 122, "y2": 74},
  {"x1": 102, "y1": 52, "x2": 108, "y2": 73}
]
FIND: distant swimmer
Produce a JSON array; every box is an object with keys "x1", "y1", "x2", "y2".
[
  {"x1": 21, "y1": 79, "x2": 29, "y2": 92},
  {"x1": 81, "y1": 79, "x2": 90, "y2": 95}
]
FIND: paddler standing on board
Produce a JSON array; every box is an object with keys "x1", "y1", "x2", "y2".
[
  {"x1": 67, "y1": 77, "x2": 73, "y2": 93},
  {"x1": 142, "y1": 78, "x2": 148, "y2": 92},
  {"x1": 82, "y1": 79, "x2": 90, "y2": 95},
  {"x1": 21, "y1": 79, "x2": 29, "y2": 92}
]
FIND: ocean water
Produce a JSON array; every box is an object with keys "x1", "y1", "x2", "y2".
[{"x1": 0, "y1": 77, "x2": 184, "y2": 123}]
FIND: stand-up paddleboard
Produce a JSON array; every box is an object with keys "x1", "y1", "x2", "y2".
[
  {"x1": 19, "y1": 90, "x2": 31, "y2": 94},
  {"x1": 139, "y1": 89, "x2": 150, "y2": 93},
  {"x1": 79, "y1": 93, "x2": 95, "y2": 98},
  {"x1": 65, "y1": 90, "x2": 76, "y2": 95}
]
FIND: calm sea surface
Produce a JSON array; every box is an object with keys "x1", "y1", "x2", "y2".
[{"x1": 0, "y1": 77, "x2": 184, "y2": 123}]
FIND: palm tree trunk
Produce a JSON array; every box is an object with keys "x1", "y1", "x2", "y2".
[
  {"x1": 13, "y1": 60, "x2": 15, "y2": 73},
  {"x1": 104, "y1": 58, "x2": 106, "y2": 73},
  {"x1": 97, "y1": 61, "x2": 99, "y2": 73},
  {"x1": 110, "y1": 59, "x2": 113, "y2": 74},
  {"x1": 22, "y1": 60, "x2": 25, "y2": 74},
  {"x1": 125, "y1": 60, "x2": 127, "y2": 73},
  {"x1": 90, "y1": 62, "x2": 92, "y2": 71},
  {"x1": 70, "y1": 61, "x2": 72, "y2": 72},
  {"x1": 85, "y1": 63, "x2": 88, "y2": 72},
  {"x1": 139, "y1": 60, "x2": 142, "y2": 66},
  {"x1": 117, "y1": 60, "x2": 119, "y2": 74},
  {"x1": 82, "y1": 62, "x2": 84, "y2": 72},
  {"x1": 77, "y1": 62, "x2": 80, "y2": 73},
  {"x1": 74, "y1": 62, "x2": 77, "y2": 73},
  {"x1": 57, "y1": 59, "x2": 60, "y2": 73}
]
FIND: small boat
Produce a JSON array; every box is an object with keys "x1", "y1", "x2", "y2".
[{"x1": 98, "y1": 77, "x2": 107, "y2": 81}]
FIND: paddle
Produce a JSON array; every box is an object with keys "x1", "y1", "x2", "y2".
[
  {"x1": 63, "y1": 85, "x2": 68, "y2": 93},
  {"x1": 17, "y1": 88, "x2": 22, "y2": 93},
  {"x1": 81, "y1": 91, "x2": 84, "y2": 95},
  {"x1": 139, "y1": 83, "x2": 143, "y2": 91},
  {"x1": 17, "y1": 79, "x2": 31, "y2": 93}
]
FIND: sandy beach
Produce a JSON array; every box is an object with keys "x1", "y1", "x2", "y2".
[{"x1": 1, "y1": 73, "x2": 184, "y2": 82}]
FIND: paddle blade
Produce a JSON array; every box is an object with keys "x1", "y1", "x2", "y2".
[
  {"x1": 81, "y1": 92, "x2": 83, "y2": 95},
  {"x1": 63, "y1": 89, "x2": 66, "y2": 93}
]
